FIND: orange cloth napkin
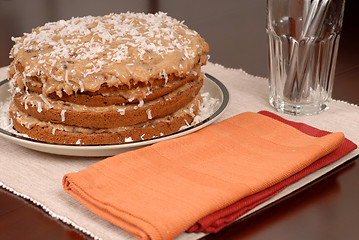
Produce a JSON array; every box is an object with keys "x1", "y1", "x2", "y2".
[{"x1": 63, "y1": 112, "x2": 344, "y2": 240}]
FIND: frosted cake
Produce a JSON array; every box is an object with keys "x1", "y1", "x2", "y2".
[{"x1": 7, "y1": 12, "x2": 209, "y2": 144}]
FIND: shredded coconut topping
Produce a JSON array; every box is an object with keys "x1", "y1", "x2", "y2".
[{"x1": 9, "y1": 12, "x2": 209, "y2": 95}]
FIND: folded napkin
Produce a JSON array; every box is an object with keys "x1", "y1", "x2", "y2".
[
  {"x1": 63, "y1": 112, "x2": 345, "y2": 240},
  {"x1": 188, "y1": 111, "x2": 358, "y2": 233}
]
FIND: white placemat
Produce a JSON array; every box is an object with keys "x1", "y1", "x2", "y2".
[{"x1": 0, "y1": 62, "x2": 358, "y2": 240}]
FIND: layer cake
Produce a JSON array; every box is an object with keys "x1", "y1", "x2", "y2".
[{"x1": 8, "y1": 12, "x2": 209, "y2": 144}]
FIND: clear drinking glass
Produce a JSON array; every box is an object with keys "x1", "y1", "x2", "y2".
[{"x1": 267, "y1": 0, "x2": 345, "y2": 115}]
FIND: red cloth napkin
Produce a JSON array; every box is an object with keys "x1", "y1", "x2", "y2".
[{"x1": 187, "y1": 110, "x2": 357, "y2": 233}]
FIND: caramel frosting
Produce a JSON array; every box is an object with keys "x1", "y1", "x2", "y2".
[{"x1": 9, "y1": 12, "x2": 209, "y2": 96}]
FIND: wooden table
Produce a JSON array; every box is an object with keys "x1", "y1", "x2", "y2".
[{"x1": 0, "y1": 1, "x2": 358, "y2": 239}]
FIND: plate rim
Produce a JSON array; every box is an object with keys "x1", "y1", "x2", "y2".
[{"x1": 0, "y1": 73, "x2": 229, "y2": 151}]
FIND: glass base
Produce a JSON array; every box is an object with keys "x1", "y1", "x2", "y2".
[{"x1": 269, "y1": 97, "x2": 330, "y2": 116}]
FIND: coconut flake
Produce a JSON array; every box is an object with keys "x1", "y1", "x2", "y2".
[
  {"x1": 117, "y1": 108, "x2": 125, "y2": 115},
  {"x1": 146, "y1": 109, "x2": 152, "y2": 120},
  {"x1": 60, "y1": 110, "x2": 66, "y2": 121},
  {"x1": 138, "y1": 100, "x2": 144, "y2": 108},
  {"x1": 39, "y1": 94, "x2": 53, "y2": 108},
  {"x1": 37, "y1": 101, "x2": 42, "y2": 112},
  {"x1": 124, "y1": 137, "x2": 133, "y2": 142}
]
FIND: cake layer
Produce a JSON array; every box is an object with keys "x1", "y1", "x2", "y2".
[
  {"x1": 10, "y1": 94, "x2": 201, "y2": 144},
  {"x1": 13, "y1": 79, "x2": 203, "y2": 128}
]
